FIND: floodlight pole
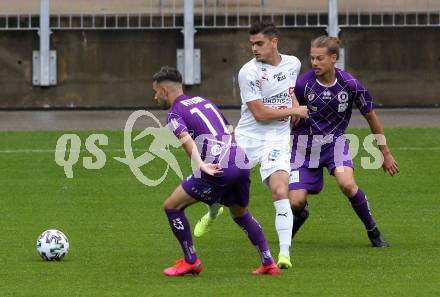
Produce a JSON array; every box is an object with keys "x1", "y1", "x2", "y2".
[
  {"x1": 328, "y1": 0, "x2": 339, "y2": 37},
  {"x1": 328, "y1": 0, "x2": 345, "y2": 69},
  {"x1": 33, "y1": 0, "x2": 56, "y2": 86},
  {"x1": 176, "y1": 1, "x2": 201, "y2": 85},
  {"x1": 40, "y1": 0, "x2": 50, "y2": 86},
  {"x1": 183, "y1": 0, "x2": 195, "y2": 85}
]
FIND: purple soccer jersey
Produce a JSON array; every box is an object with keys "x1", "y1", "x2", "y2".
[
  {"x1": 293, "y1": 68, "x2": 374, "y2": 138},
  {"x1": 167, "y1": 95, "x2": 231, "y2": 140},
  {"x1": 167, "y1": 95, "x2": 234, "y2": 164},
  {"x1": 289, "y1": 69, "x2": 373, "y2": 193},
  {"x1": 167, "y1": 94, "x2": 251, "y2": 207}
]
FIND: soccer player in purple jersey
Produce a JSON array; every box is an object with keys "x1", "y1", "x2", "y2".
[
  {"x1": 289, "y1": 36, "x2": 399, "y2": 248},
  {"x1": 152, "y1": 66, "x2": 280, "y2": 276}
]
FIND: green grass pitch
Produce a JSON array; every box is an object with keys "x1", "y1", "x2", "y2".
[{"x1": 0, "y1": 128, "x2": 439, "y2": 297}]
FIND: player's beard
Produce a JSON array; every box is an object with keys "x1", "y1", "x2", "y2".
[{"x1": 156, "y1": 97, "x2": 170, "y2": 110}]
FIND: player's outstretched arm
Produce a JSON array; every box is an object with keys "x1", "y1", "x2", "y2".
[
  {"x1": 247, "y1": 100, "x2": 308, "y2": 122},
  {"x1": 177, "y1": 131, "x2": 223, "y2": 176},
  {"x1": 364, "y1": 111, "x2": 399, "y2": 176}
]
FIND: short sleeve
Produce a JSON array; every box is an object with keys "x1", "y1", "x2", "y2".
[
  {"x1": 352, "y1": 79, "x2": 374, "y2": 115},
  {"x1": 294, "y1": 75, "x2": 307, "y2": 105},
  {"x1": 288, "y1": 57, "x2": 302, "y2": 87},
  {"x1": 167, "y1": 111, "x2": 188, "y2": 137},
  {"x1": 238, "y1": 65, "x2": 262, "y2": 103}
]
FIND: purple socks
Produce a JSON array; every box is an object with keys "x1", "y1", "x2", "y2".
[
  {"x1": 234, "y1": 212, "x2": 274, "y2": 266},
  {"x1": 165, "y1": 208, "x2": 197, "y2": 264},
  {"x1": 349, "y1": 189, "x2": 376, "y2": 231}
]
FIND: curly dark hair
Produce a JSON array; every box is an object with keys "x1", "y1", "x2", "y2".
[{"x1": 152, "y1": 66, "x2": 182, "y2": 84}]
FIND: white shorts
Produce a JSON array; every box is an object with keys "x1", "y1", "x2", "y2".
[{"x1": 235, "y1": 133, "x2": 291, "y2": 184}]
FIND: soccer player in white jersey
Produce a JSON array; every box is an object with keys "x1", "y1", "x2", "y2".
[{"x1": 194, "y1": 22, "x2": 309, "y2": 269}]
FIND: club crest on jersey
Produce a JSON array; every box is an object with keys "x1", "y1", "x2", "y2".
[
  {"x1": 337, "y1": 91, "x2": 349, "y2": 103},
  {"x1": 307, "y1": 93, "x2": 316, "y2": 102}
]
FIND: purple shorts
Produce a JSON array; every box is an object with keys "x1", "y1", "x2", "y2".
[
  {"x1": 288, "y1": 136, "x2": 353, "y2": 194},
  {"x1": 182, "y1": 165, "x2": 250, "y2": 207}
]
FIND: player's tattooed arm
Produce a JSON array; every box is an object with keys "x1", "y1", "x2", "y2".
[
  {"x1": 177, "y1": 131, "x2": 223, "y2": 176},
  {"x1": 364, "y1": 111, "x2": 399, "y2": 176}
]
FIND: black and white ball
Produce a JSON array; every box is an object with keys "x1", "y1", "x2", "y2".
[{"x1": 36, "y1": 229, "x2": 69, "y2": 261}]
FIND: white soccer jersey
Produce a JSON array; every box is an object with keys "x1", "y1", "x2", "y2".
[{"x1": 235, "y1": 54, "x2": 301, "y2": 140}]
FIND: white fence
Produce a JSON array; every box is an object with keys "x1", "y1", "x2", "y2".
[{"x1": 0, "y1": 0, "x2": 439, "y2": 30}]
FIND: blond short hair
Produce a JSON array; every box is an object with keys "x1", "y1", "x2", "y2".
[{"x1": 311, "y1": 36, "x2": 341, "y2": 59}]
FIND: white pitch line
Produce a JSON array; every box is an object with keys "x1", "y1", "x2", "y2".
[
  {"x1": 0, "y1": 147, "x2": 439, "y2": 154},
  {"x1": 0, "y1": 148, "x2": 127, "y2": 154}
]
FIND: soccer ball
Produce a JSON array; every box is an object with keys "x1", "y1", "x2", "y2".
[{"x1": 36, "y1": 229, "x2": 69, "y2": 261}]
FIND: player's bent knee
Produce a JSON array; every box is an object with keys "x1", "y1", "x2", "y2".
[
  {"x1": 339, "y1": 182, "x2": 358, "y2": 198},
  {"x1": 271, "y1": 186, "x2": 288, "y2": 200},
  {"x1": 289, "y1": 189, "x2": 308, "y2": 208},
  {"x1": 163, "y1": 198, "x2": 179, "y2": 210},
  {"x1": 291, "y1": 199, "x2": 306, "y2": 210}
]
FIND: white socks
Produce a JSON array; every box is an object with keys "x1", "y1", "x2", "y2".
[{"x1": 274, "y1": 199, "x2": 293, "y2": 255}]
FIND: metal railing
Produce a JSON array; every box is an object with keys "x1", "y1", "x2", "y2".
[
  {"x1": 1, "y1": 0, "x2": 438, "y2": 31},
  {"x1": 339, "y1": 0, "x2": 440, "y2": 27}
]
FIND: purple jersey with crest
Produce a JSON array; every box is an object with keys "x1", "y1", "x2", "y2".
[
  {"x1": 167, "y1": 94, "x2": 251, "y2": 207},
  {"x1": 293, "y1": 68, "x2": 374, "y2": 138},
  {"x1": 289, "y1": 69, "x2": 372, "y2": 192},
  {"x1": 167, "y1": 94, "x2": 234, "y2": 164}
]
